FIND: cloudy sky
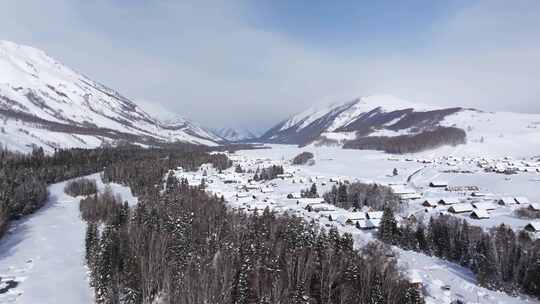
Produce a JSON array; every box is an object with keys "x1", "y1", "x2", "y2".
[{"x1": 1, "y1": 0, "x2": 539, "y2": 131}]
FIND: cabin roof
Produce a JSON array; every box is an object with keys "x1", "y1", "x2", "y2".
[
  {"x1": 439, "y1": 197, "x2": 461, "y2": 205},
  {"x1": 471, "y1": 209, "x2": 490, "y2": 219},
  {"x1": 529, "y1": 203, "x2": 540, "y2": 211},
  {"x1": 525, "y1": 221, "x2": 540, "y2": 231},
  {"x1": 515, "y1": 197, "x2": 530, "y2": 204},
  {"x1": 498, "y1": 197, "x2": 516, "y2": 205},
  {"x1": 366, "y1": 211, "x2": 384, "y2": 219},
  {"x1": 449, "y1": 203, "x2": 473, "y2": 213},
  {"x1": 472, "y1": 201, "x2": 497, "y2": 210}
]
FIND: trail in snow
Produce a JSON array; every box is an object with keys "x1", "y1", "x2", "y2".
[{"x1": 0, "y1": 173, "x2": 136, "y2": 304}]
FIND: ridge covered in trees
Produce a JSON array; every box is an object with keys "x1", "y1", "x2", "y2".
[
  {"x1": 343, "y1": 127, "x2": 466, "y2": 154},
  {"x1": 0, "y1": 143, "x2": 229, "y2": 238}
]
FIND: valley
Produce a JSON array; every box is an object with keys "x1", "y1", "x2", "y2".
[{"x1": 187, "y1": 144, "x2": 540, "y2": 303}]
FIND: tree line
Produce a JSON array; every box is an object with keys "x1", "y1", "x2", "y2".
[
  {"x1": 252, "y1": 165, "x2": 284, "y2": 181},
  {"x1": 323, "y1": 182, "x2": 401, "y2": 212},
  {"x1": 343, "y1": 127, "x2": 466, "y2": 154},
  {"x1": 65, "y1": 178, "x2": 98, "y2": 197},
  {"x1": 0, "y1": 143, "x2": 228, "y2": 238},
  {"x1": 378, "y1": 208, "x2": 540, "y2": 298},
  {"x1": 82, "y1": 175, "x2": 424, "y2": 304},
  {"x1": 80, "y1": 148, "x2": 424, "y2": 304}
]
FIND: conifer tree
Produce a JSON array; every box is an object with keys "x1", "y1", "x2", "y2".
[{"x1": 378, "y1": 205, "x2": 398, "y2": 244}]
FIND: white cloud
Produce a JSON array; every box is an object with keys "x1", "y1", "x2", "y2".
[{"x1": 1, "y1": 0, "x2": 539, "y2": 132}]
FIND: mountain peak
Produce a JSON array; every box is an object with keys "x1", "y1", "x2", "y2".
[
  {"x1": 0, "y1": 41, "x2": 219, "y2": 152},
  {"x1": 213, "y1": 127, "x2": 259, "y2": 142}
]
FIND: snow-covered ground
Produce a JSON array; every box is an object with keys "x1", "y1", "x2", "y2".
[
  {"x1": 0, "y1": 173, "x2": 136, "y2": 303},
  {"x1": 194, "y1": 144, "x2": 540, "y2": 304}
]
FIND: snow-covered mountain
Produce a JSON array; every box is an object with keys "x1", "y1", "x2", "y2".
[
  {"x1": 260, "y1": 95, "x2": 540, "y2": 156},
  {"x1": 212, "y1": 127, "x2": 259, "y2": 142},
  {"x1": 0, "y1": 40, "x2": 220, "y2": 153}
]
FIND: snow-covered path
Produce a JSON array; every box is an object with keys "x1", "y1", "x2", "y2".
[{"x1": 0, "y1": 173, "x2": 137, "y2": 303}]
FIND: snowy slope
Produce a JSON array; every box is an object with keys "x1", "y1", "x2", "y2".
[
  {"x1": 260, "y1": 94, "x2": 458, "y2": 145},
  {"x1": 0, "y1": 40, "x2": 218, "y2": 153},
  {"x1": 0, "y1": 173, "x2": 138, "y2": 303},
  {"x1": 427, "y1": 109, "x2": 540, "y2": 157},
  {"x1": 260, "y1": 94, "x2": 540, "y2": 157}
]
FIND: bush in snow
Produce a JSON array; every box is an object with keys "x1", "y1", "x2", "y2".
[
  {"x1": 64, "y1": 178, "x2": 98, "y2": 197},
  {"x1": 292, "y1": 151, "x2": 314, "y2": 165}
]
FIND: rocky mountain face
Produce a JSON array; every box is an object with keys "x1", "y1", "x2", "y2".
[{"x1": 0, "y1": 40, "x2": 219, "y2": 153}]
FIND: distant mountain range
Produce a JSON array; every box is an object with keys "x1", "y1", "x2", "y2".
[
  {"x1": 2, "y1": 40, "x2": 539, "y2": 156},
  {"x1": 212, "y1": 127, "x2": 259, "y2": 142},
  {"x1": 0, "y1": 40, "x2": 221, "y2": 153},
  {"x1": 260, "y1": 95, "x2": 540, "y2": 155}
]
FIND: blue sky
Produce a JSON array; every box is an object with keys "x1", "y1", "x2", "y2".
[
  {"x1": 1, "y1": 0, "x2": 539, "y2": 131},
  {"x1": 248, "y1": 1, "x2": 460, "y2": 54}
]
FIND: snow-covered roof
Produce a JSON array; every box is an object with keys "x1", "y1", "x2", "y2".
[
  {"x1": 498, "y1": 197, "x2": 516, "y2": 205},
  {"x1": 367, "y1": 218, "x2": 381, "y2": 228},
  {"x1": 422, "y1": 198, "x2": 439, "y2": 207},
  {"x1": 525, "y1": 222, "x2": 540, "y2": 232},
  {"x1": 390, "y1": 185, "x2": 417, "y2": 195},
  {"x1": 471, "y1": 209, "x2": 490, "y2": 219},
  {"x1": 448, "y1": 203, "x2": 473, "y2": 213},
  {"x1": 472, "y1": 201, "x2": 497, "y2": 210},
  {"x1": 439, "y1": 197, "x2": 461, "y2": 205},
  {"x1": 430, "y1": 181, "x2": 448, "y2": 187},
  {"x1": 310, "y1": 203, "x2": 336, "y2": 212},
  {"x1": 515, "y1": 197, "x2": 530, "y2": 204},
  {"x1": 336, "y1": 212, "x2": 367, "y2": 225},
  {"x1": 529, "y1": 203, "x2": 540, "y2": 211},
  {"x1": 298, "y1": 198, "x2": 325, "y2": 206},
  {"x1": 366, "y1": 211, "x2": 384, "y2": 219},
  {"x1": 287, "y1": 192, "x2": 302, "y2": 199},
  {"x1": 400, "y1": 193, "x2": 423, "y2": 200}
]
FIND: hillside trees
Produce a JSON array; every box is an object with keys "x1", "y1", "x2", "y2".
[
  {"x1": 377, "y1": 211, "x2": 540, "y2": 298},
  {"x1": 0, "y1": 144, "x2": 231, "y2": 238},
  {"x1": 343, "y1": 127, "x2": 466, "y2": 154},
  {"x1": 64, "y1": 178, "x2": 98, "y2": 197},
  {"x1": 81, "y1": 153, "x2": 423, "y2": 304}
]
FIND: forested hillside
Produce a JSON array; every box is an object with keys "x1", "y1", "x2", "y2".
[
  {"x1": 378, "y1": 209, "x2": 540, "y2": 298},
  {"x1": 343, "y1": 127, "x2": 466, "y2": 154},
  {"x1": 82, "y1": 154, "x2": 424, "y2": 304},
  {"x1": 0, "y1": 143, "x2": 225, "y2": 238}
]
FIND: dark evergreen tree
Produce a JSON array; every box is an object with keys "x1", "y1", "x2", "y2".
[{"x1": 378, "y1": 206, "x2": 398, "y2": 245}]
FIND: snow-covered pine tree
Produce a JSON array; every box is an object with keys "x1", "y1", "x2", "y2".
[{"x1": 378, "y1": 205, "x2": 398, "y2": 244}]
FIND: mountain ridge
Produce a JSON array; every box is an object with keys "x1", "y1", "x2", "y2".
[
  {"x1": 0, "y1": 40, "x2": 220, "y2": 153},
  {"x1": 259, "y1": 94, "x2": 540, "y2": 156}
]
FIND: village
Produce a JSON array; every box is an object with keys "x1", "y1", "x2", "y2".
[
  {"x1": 172, "y1": 148, "x2": 540, "y2": 237},
  {"x1": 169, "y1": 145, "x2": 540, "y2": 304}
]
